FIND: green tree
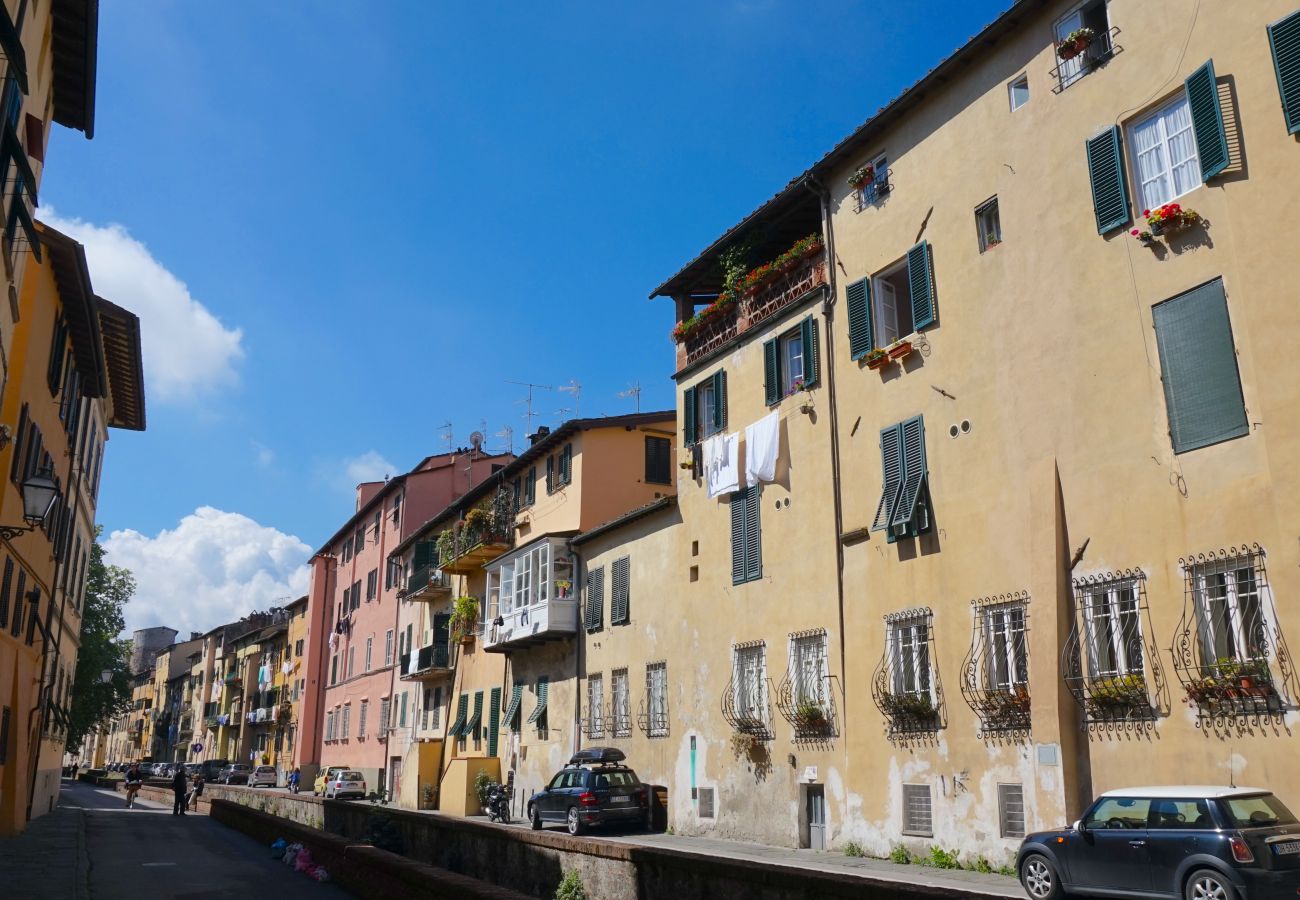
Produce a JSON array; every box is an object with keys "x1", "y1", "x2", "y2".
[{"x1": 66, "y1": 532, "x2": 136, "y2": 754}]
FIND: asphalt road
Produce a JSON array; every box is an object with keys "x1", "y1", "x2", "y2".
[{"x1": 60, "y1": 780, "x2": 352, "y2": 899}]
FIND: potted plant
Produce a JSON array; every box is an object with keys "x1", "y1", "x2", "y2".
[
  {"x1": 1139, "y1": 203, "x2": 1202, "y2": 239},
  {"x1": 794, "y1": 699, "x2": 827, "y2": 730},
  {"x1": 435, "y1": 529, "x2": 456, "y2": 564},
  {"x1": 421, "y1": 783, "x2": 435, "y2": 809},
  {"x1": 463, "y1": 506, "x2": 491, "y2": 534},
  {"x1": 848, "y1": 162, "x2": 877, "y2": 191},
  {"x1": 1056, "y1": 26, "x2": 1096, "y2": 60},
  {"x1": 887, "y1": 339, "x2": 914, "y2": 362},
  {"x1": 866, "y1": 348, "x2": 890, "y2": 370},
  {"x1": 787, "y1": 377, "x2": 807, "y2": 397},
  {"x1": 449, "y1": 596, "x2": 480, "y2": 645}
]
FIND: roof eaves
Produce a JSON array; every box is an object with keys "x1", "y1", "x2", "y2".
[{"x1": 572, "y1": 496, "x2": 677, "y2": 547}]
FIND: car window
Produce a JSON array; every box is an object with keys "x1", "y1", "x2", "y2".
[
  {"x1": 1085, "y1": 797, "x2": 1151, "y2": 829},
  {"x1": 1148, "y1": 799, "x2": 1215, "y2": 829},
  {"x1": 1221, "y1": 794, "x2": 1299, "y2": 829},
  {"x1": 343, "y1": 771, "x2": 363, "y2": 780},
  {"x1": 596, "y1": 771, "x2": 639, "y2": 789},
  {"x1": 547, "y1": 773, "x2": 567, "y2": 791}
]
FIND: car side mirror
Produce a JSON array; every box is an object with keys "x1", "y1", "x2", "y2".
[{"x1": 1074, "y1": 819, "x2": 1086, "y2": 833}]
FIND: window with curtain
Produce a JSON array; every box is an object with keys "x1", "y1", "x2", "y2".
[{"x1": 1131, "y1": 95, "x2": 1200, "y2": 211}]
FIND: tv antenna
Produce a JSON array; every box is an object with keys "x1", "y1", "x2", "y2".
[
  {"x1": 618, "y1": 382, "x2": 642, "y2": 413},
  {"x1": 557, "y1": 380, "x2": 582, "y2": 417},
  {"x1": 508, "y1": 381, "x2": 552, "y2": 433},
  {"x1": 437, "y1": 422, "x2": 453, "y2": 455},
  {"x1": 495, "y1": 425, "x2": 514, "y2": 455}
]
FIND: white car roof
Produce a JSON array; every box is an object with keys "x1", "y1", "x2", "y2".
[{"x1": 1100, "y1": 785, "x2": 1271, "y2": 799}]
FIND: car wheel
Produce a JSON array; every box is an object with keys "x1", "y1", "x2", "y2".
[
  {"x1": 529, "y1": 804, "x2": 542, "y2": 831},
  {"x1": 1020, "y1": 853, "x2": 1063, "y2": 900},
  {"x1": 1185, "y1": 868, "x2": 1237, "y2": 900},
  {"x1": 566, "y1": 806, "x2": 585, "y2": 836}
]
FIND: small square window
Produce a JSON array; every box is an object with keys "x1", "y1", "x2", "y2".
[
  {"x1": 902, "y1": 783, "x2": 933, "y2": 836},
  {"x1": 998, "y1": 783, "x2": 1026, "y2": 838},
  {"x1": 1008, "y1": 75, "x2": 1029, "y2": 111},
  {"x1": 976, "y1": 198, "x2": 1002, "y2": 253}
]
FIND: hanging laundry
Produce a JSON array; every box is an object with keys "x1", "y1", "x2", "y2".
[
  {"x1": 328, "y1": 631, "x2": 339, "y2": 651},
  {"x1": 704, "y1": 432, "x2": 740, "y2": 499},
  {"x1": 745, "y1": 410, "x2": 781, "y2": 487},
  {"x1": 281, "y1": 661, "x2": 293, "y2": 676},
  {"x1": 407, "y1": 648, "x2": 419, "y2": 675}
]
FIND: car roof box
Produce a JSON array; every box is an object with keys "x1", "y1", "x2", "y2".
[{"x1": 569, "y1": 747, "x2": 625, "y2": 765}]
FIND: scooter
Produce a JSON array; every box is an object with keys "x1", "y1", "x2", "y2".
[{"x1": 485, "y1": 781, "x2": 511, "y2": 824}]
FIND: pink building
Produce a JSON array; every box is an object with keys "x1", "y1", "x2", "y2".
[{"x1": 297, "y1": 448, "x2": 512, "y2": 790}]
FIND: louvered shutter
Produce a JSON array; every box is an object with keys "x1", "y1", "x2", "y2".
[
  {"x1": 763, "y1": 339, "x2": 780, "y2": 406},
  {"x1": 1085, "y1": 127, "x2": 1131, "y2": 233},
  {"x1": 1268, "y1": 10, "x2": 1300, "y2": 134},
  {"x1": 561, "y1": 443, "x2": 572, "y2": 484},
  {"x1": 526, "y1": 467, "x2": 536, "y2": 505},
  {"x1": 713, "y1": 371, "x2": 728, "y2": 430},
  {"x1": 890, "y1": 416, "x2": 928, "y2": 531},
  {"x1": 1152, "y1": 278, "x2": 1248, "y2": 453},
  {"x1": 487, "y1": 687, "x2": 501, "y2": 757},
  {"x1": 801, "y1": 317, "x2": 820, "y2": 388},
  {"x1": 1185, "y1": 60, "x2": 1229, "y2": 180},
  {"x1": 871, "y1": 424, "x2": 904, "y2": 531},
  {"x1": 611, "y1": 556, "x2": 630, "y2": 624},
  {"x1": 546, "y1": 455, "x2": 554, "y2": 493},
  {"x1": 585, "y1": 566, "x2": 605, "y2": 632},
  {"x1": 731, "y1": 490, "x2": 748, "y2": 585},
  {"x1": 432, "y1": 613, "x2": 450, "y2": 647},
  {"x1": 683, "y1": 386, "x2": 698, "y2": 446},
  {"x1": 744, "y1": 487, "x2": 762, "y2": 582},
  {"x1": 846, "y1": 278, "x2": 874, "y2": 359},
  {"x1": 412, "y1": 541, "x2": 433, "y2": 568},
  {"x1": 906, "y1": 242, "x2": 936, "y2": 331},
  {"x1": 453, "y1": 694, "x2": 468, "y2": 736}
]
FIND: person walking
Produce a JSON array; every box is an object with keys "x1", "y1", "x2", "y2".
[
  {"x1": 124, "y1": 764, "x2": 143, "y2": 809},
  {"x1": 171, "y1": 767, "x2": 188, "y2": 815},
  {"x1": 288, "y1": 768, "x2": 301, "y2": 794},
  {"x1": 189, "y1": 774, "x2": 205, "y2": 811}
]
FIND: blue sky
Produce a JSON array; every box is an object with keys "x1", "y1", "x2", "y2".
[{"x1": 41, "y1": 0, "x2": 1007, "y2": 633}]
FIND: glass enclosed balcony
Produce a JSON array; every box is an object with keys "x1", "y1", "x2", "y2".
[{"x1": 482, "y1": 536, "x2": 578, "y2": 652}]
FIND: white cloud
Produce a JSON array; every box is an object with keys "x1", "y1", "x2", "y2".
[
  {"x1": 104, "y1": 507, "x2": 311, "y2": 637},
  {"x1": 251, "y1": 440, "x2": 275, "y2": 469},
  {"x1": 341, "y1": 450, "x2": 396, "y2": 492},
  {"x1": 41, "y1": 210, "x2": 245, "y2": 403}
]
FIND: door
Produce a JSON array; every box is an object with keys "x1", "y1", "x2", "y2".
[
  {"x1": 389, "y1": 758, "x2": 402, "y2": 802},
  {"x1": 541, "y1": 771, "x2": 569, "y2": 820},
  {"x1": 876, "y1": 280, "x2": 900, "y2": 346},
  {"x1": 807, "y1": 785, "x2": 827, "y2": 850},
  {"x1": 1145, "y1": 799, "x2": 1217, "y2": 895},
  {"x1": 1070, "y1": 797, "x2": 1153, "y2": 892}
]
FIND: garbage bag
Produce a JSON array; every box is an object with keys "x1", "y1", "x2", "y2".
[
  {"x1": 310, "y1": 866, "x2": 330, "y2": 882},
  {"x1": 270, "y1": 838, "x2": 287, "y2": 858},
  {"x1": 293, "y1": 848, "x2": 315, "y2": 873}
]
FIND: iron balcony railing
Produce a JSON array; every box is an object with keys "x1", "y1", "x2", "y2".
[
  {"x1": 399, "y1": 642, "x2": 452, "y2": 679},
  {"x1": 403, "y1": 564, "x2": 451, "y2": 598},
  {"x1": 1050, "y1": 26, "x2": 1121, "y2": 94}
]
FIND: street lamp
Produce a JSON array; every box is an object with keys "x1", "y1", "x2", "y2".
[
  {"x1": 101, "y1": 670, "x2": 113, "y2": 684},
  {"x1": 0, "y1": 465, "x2": 59, "y2": 541}
]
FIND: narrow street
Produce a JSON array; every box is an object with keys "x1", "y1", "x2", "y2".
[{"x1": 58, "y1": 781, "x2": 351, "y2": 899}]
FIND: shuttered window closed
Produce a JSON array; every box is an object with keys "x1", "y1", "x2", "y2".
[
  {"x1": 611, "y1": 556, "x2": 631, "y2": 625},
  {"x1": 730, "y1": 487, "x2": 762, "y2": 585},
  {"x1": 585, "y1": 566, "x2": 605, "y2": 632}
]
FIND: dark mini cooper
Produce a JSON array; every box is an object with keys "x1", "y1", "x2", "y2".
[
  {"x1": 1017, "y1": 786, "x2": 1300, "y2": 900},
  {"x1": 528, "y1": 747, "x2": 648, "y2": 836}
]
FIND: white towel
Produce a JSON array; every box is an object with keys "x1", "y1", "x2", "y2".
[
  {"x1": 704, "y1": 432, "x2": 740, "y2": 499},
  {"x1": 745, "y1": 411, "x2": 780, "y2": 487}
]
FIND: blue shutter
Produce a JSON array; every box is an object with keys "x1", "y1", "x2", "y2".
[
  {"x1": 801, "y1": 317, "x2": 820, "y2": 388},
  {"x1": 906, "y1": 242, "x2": 936, "y2": 331},
  {"x1": 1152, "y1": 278, "x2": 1248, "y2": 453},
  {"x1": 890, "y1": 416, "x2": 927, "y2": 531},
  {"x1": 713, "y1": 371, "x2": 728, "y2": 430},
  {"x1": 1268, "y1": 10, "x2": 1300, "y2": 134},
  {"x1": 730, "y1": 490, "x2": 747, "y2": 585},
  {"x1": 745, "y1": 486, "x2": 762, "y2": 582},
  {"x1": 1085, "y1": 127, "x2": 1131, "y2": 234},
  {"x1": 683, "y1": 386, "x2": 698, "y2": 447},
  {"x1": 585, "y1": 566, "x2": 605, "y2": 632},
  {"x1": 846, "y1": 277, "x2": 874, "y2": 359},
  {"x1": 1184, "y1": 60, "x2": 1229, "y2": 180},
  {"x1": 871, "y1": 424, "x2": 904, "y2": 532},
  {"x1": 763, "y1": 339, "x2": 780, "y2": 406}
]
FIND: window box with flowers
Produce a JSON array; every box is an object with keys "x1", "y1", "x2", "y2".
[
  {"x1": 1132, "y1": 203, "x2": 1202, "y2": 244},
  {"x1": 1056, "y1": 27, "x2": 1096, "y2": 60},
  {"x1": 865, "y1": 348, "x2": 890, "y2": 370},
  {"x1": 887, "y1": 339, "x2": 914, "y2": 362}
]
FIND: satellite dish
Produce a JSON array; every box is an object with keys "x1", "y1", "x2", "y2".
[{"x1": 469, "y1": 431, "x2": 485, "y2": 450}]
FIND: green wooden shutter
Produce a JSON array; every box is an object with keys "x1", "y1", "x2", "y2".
[
  {"x1": 1152, "y1": 278, "x2": 1248, "y2": 453},
  {"x1": 487, "y1": 687, "x2": 501, "y2": 757},
  {"x1": 526, "y1": 467, "x2": 536, "y2": 505},
  {"x1": 871, "y1": 424, "x2": 904, "y2": 531},
  {"x1": 801, "y1": 317, "x2": 820, "y2": 388},
  {"x1": 846, "y1": 277, "x2": 874, "y2": 359},
  {"x1": 1268, "y1": 10, "x2": 1300, "y2": 134},
  {"x1": 1185, "y1": 60, "x2": 1229, "y2": 179},
  {"x1": 730, "y1": 490, "x2": 747, "y2": 585},
  {"x1": 906, "y1": 242, "x2": 936, "y2": 331},
  {"x1": 713, "y1": 371, "x2": 728, "y2": 430},
  {"x1": 683, "y1": 386, "x2": 698, "y2": 446},
  {"x1": 504, "y1": 682, "x2": 523, "y2": 731},
  {"x1": 763, "y1": 339, "x2": 780, "y2": 406},
  {"x1": 585, "y1": 566, "x2": 604, "y2": 632},
  {"x1": 1086, "y1": 127, "x2": 1131, "y2": 234},
  {"x1": 412, "y1": 541, "x2": 433, "y2": 568},
  {"x1": 432, "y1": 613, "x2": 450, "y2": 647},
  {"x1": 560, "y1": 443, "x2": 572, "y2": 484},
  {"x1": 890, "y1": 416, "x2": 928, "y2": 531},
  {"x1": 611, "y1": 556, "x2": 630, "y2": 624},
  {"x1": 744, "y1": 486, "x2": 762, "y2": 582},
  {"x1": 546, "y1": 455, "x2": 555, "y2": 493}
]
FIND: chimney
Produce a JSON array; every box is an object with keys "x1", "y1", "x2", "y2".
[{"x1": 528, "y1": 425, "x2": 551, "y2": 446}]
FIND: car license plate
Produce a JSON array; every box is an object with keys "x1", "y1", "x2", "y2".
[
  {"x1": 611, "y1": 794, "x2": 629, "y2": 803},
  {"x1": 1273, "y1": 841, "x2": 1300, "y2": 856}
]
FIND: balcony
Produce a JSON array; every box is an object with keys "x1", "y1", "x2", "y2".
[
  {"x1": 1050, "y1": 25, "x2": 1121, "y2": 94},
  {"x1": 483, "y1": 537, "x2": 579, "y2": 652},
  {"x1": 399, "y1": 643, "x2": 453, "y2": 681},
  {"x1": 402, "y1": 564, "x2": 452, "y2": 600},
  {"x1": 437, "y1": 504, "x2": 515, "y2": 574}
]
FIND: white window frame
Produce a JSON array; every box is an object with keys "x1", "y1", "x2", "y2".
[
  {"x1": 779, "y1": 329, "x2": 805, "y2": 396},
  {"x1": 732, "y1": 645, "x2": 769, "y2": 727},
  {"x1": 611, "y1": 668, "x2": 631, "y2": 738},
  {"x1": 364, "y1": 637, "x2": 373, "y2": 673},
  {"x1": 1054, "y1": 0, "x2": 1110, "y2": 90},
  {"x1": 587, "y1": 673, "x2": 605, "y2": 739},
  {"x1": 1008, "y1": 74, "x2": 1029, "y2": 111},
  {"x1": 976, "y1": 197, "x2": 1002, "y2": 253},
  {"x1": 699, "y1": 379, "x2": 720, "y2": 439},
  {"x1": 1083, "y1": 581, "x2": 1143, "y2": 678},
  {"x1": 358, "y1": 699, "x2": 368, "y2": 738},
  {"x1": 647, "y1": 662, "x2": 668, "y2": 737},
  {"x1": 859, "y1": 152, "x2": 889, "y2": 205},
  {"x1": 1190, "y1": 558, "x2": 1268, "y2": 668},
  {"x1": 789, "y1": 633, "x2": 828, "y2": 709},
  {"x1": 341, "y1": 703, "x2": 351, "y2": 739},
  {"x1": 984, "y1": 603, "x2": 1028, "y2": 692},
  {"x1": 384, "y1": 630, "x2": 393, "y2": 666},
  {"x1": 872, "y1": 259, "x2": 914, "y2": 347},
  {"x1": 1128, "y1": 93, "x2": 1201, "y2": 212},
  {"x1": 890, "y1": 617, "x2": 932, "y2": 699}
]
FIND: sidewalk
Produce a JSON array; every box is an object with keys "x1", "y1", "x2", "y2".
[{"x1": 0, "y1": 785, "x2": 92, "y2": 900}]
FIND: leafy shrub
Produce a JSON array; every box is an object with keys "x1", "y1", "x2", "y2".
[
  {"x1": 843, "y1": 841, "x2": 865, "y2": 858},
  {"x1": 473, "y1": 769, "x2": 492, "y2": 807},
  {"x1": 997, "y1": 864, "x2": 1017, "y2": 877},
  {"x1": 889, "y1": 845, "x2": 911, "y2": 865},
  {"x1": 972, "y1": 856, "x2": 993, "y2": 874},
  {"x1": 554, "y1": 870, "x2": 586, "y2": 900},
  {"x1": 925, "y1": 845, "x2": 961, "y2": 869}
]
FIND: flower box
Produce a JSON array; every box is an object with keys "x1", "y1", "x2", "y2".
[
  {"x1": 847, "y1": 163, "x2": 876, "y2": 190},
  {"x1": 887, "y1": 340, "x2": 913, "y2": 362},
  {"x1": 1056, "y1": 27, "x2": 1096, "y2": 60},
  {"x1": 865, "y1": 349, "x2": 890, "y2": 370},
  {"x1": 1134, "y1": 203, "x2": 1202, "y2": 243}
]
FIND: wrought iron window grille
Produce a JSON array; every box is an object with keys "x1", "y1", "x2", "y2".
[
  {"x1": 872, "y1": 608, "x2": 946, "y2": 738},
  {"x1": 1050, "y1": 26, "x2": 1123, "y2": 94},
  {"x1": 1169, "y1": 545, "x2": 1297, "y2": 732},
  {"x1": 638, "y1": 661, "x2": 670, "y2": 737},
  {"x1": 581, "y1": 703, "x2": 609, "y2": 740},
  {"x1": 722, "y1": 641, "x2": 773, "y2": 739},
  {"x1": 853, "y1": 169, "x2": 895, "y2": 212},
  {"x1": 1063, "y1": 569, "x2": 1168, "y2": 736},
  {"x1": 960, "y1": 593, "x2": 1032, "y2": 741},
  {"x1": 776, "y1": 628, "x2": 839, "y2": 741}
]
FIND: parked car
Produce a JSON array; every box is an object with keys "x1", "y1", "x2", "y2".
[
  {"x1": 249, "y1": 766, "x2": 278, "y2": 788},
  {"x1": 313, "y1": 766, "x2": 351, "y2": 797},
  {"x1": 528, "y1": 747, "x2": 648, "y2": 836},
  {"x1": 324, "y1": 770, "x2": 366, "y2": 800},
  {"x1": 198, "y1": 760, "x2": 229, "y2": 782},
  {"x1": 1017, "y1": 785, "x2": 1300, "y2": 900},
  {"x1": 219, "y1": 764, "x2": 252, "y2": 785}
]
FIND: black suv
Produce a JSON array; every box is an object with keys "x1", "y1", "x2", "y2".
[
  {"x1": 1017, "y1": 786, "x2": 1300, "y2": 899},
  {"x1": 528, "y1": 747, "x2": 648, "y2": 836}
]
